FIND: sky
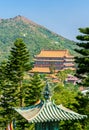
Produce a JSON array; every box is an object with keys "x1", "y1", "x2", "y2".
[{"x1": 0, "y1": 0, "x2": 89, "y2": 41}]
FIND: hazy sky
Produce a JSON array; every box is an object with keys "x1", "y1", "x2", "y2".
[{"x1": 0, "y1": 0, "x2": 89, "y2": 41}]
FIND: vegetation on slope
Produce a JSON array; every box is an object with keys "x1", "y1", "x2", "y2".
[{"x1": 0, "y1": 15, "x2": 78, "y2": 62}]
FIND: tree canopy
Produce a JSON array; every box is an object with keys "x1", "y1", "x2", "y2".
[
  {"x1": 0, "y1": 39, "x2": 32, "y2": 129},
  {"x1": 75, "y1": 27, "x2": 89, "y2": 86}
]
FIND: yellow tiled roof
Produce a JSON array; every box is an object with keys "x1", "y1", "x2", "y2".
[
  {"x1": 64, "y1": 63, "x2": 74, "y2": 66},
  {"x1": 36, "y1": 50, "x2": 72, "y2": 58},
  {"x1": 30, "y1": 66, "x2": 75, "y2": 73},
  {"x1": 30, "y1": 67, "x2": 50, "y2": 73},
  {"x1": 63, "y1": 68, "x2": 75, "y2": 70}
]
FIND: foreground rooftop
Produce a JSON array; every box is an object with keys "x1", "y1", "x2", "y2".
[{"x1": 14, "y1": 99, "x2": 87, "y2": 123}]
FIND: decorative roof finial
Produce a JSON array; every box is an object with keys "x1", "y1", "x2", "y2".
[{"x1": 43, "y1": 81, "x2": 51, "y2": 101}]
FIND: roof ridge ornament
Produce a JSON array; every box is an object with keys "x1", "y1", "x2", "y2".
[{"x1": 43, "y1": 81, "x2": 51, "y2": 101}]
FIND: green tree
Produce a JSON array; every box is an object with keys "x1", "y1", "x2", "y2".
[
  {"x1": 0, "y1": 62, "x2": 18, "y2": 128},
  {"x1": 0, "y1": 39, "x2": 31, "y2": 129},
  {"x1": 75, "y1": 27, "x2": 89, "y2": 86},
  {"x1": 6, "y1": 38, "x2": 31, "y2": 107},
  {"x1": 16, "y1": 72, "x2": 45, "y2": 130},
  {"x1": 74, "y1": 27, "x2": 89, "y2": 129},
  {"x1": 0, "y1": 62, "x2": 10, "y2": 127},
  {"x1": 56, "y1": 70, "x2": 68, "y2": 85},
  {"x1": 52, "y1": 83, "x2": 78, "y2": 109},
  {"x1": 60, "y1": 92, "x2": 89, "y2": 130},
  {"x1": 49, "y1": 64, "x2": 55, "y2": 74},
  {"x1": 52, "y1": 82, "x2": 88, "y2": 130},
  {"x1": 25, "y1": 73, "x2": 44, "y2": 106},
  {"x1": 73, "y1": 92, "x2": 89, "y2": 130}
]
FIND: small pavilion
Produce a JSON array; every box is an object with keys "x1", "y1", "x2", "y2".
[{"x1": 14, "y1": 83, "x2": 87, "y2": 130}]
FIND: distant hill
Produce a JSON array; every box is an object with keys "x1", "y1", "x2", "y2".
[{"x1": 0, "y1": 15, "x2": 78, "y2": 62}]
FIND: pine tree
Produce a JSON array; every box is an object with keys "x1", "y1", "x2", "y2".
[
  {"x1": 6, "y1": 38, "x2": 31, "y2": 107},
  {"x1": 74, "y1": 27, "x2": 89, "y2": 130},
  {"x1": 0, "y1": 62, "x2": 8, "y2": 127},
  {"x1": 0, "y1": 39, "x2": 31, "y2": 129},
  {"x1": 75, "y1": 27, "x2": 89, "y2": 86},
  {"x1": 15, "y1": 72, "x2": 44, "y2": 130},
  {"x1": 25, "y1": 73, "x2": 44, "y2": 106},
  {"x1": 0, "y1": 62, "x2": 17, "y2": 128}
]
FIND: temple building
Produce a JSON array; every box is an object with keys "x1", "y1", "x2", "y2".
[
  {"x1": 65, "y1": 74, "x2": 79, "y2": 85},
  {"x1": 14, "y1": 83, "x2": 87, "y2": 130},
  {"x1": 31, "y1": 50, "x2": 75, "y2": 73}
]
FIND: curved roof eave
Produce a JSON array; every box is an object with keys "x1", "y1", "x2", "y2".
[{"x1": 14, "y1": 100, "x2": 87, "y2": 123}]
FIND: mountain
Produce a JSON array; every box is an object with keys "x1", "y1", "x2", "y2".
[{"x1": 0, "y1": 15, "x2": 78, "y2": 62}]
